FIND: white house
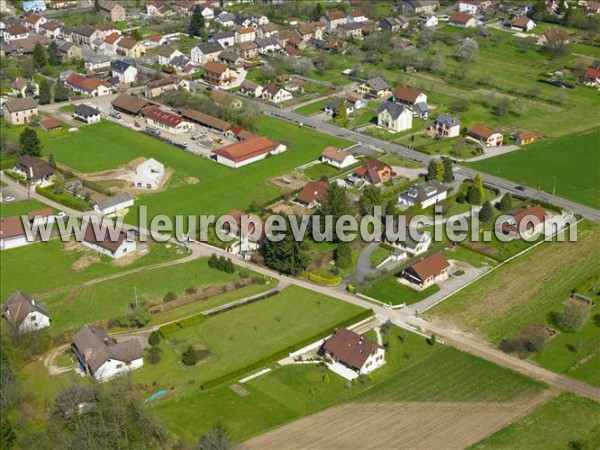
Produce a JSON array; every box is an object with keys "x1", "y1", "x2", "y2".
[
  {"x1": 191, "y1": 42, "x2": 224, "y2": 64},
  {"x1": 468, "y1": 124, "x2": 503, "y2": 147},
  {"x1": 158, "y1": 46, "x2": 183, "y2": 66},
  {"x1": 112, "y1": 60, "x2": 138, "y2": 85},
  {"x1": 378, "y1": 101, "x2": 413, "y2": 133},
  {"x1": 429, "y1": 114, "x2": 460, "y2": 138},
  {"x1": 323, "y1": 329, "x2": 385, "y2": 379},
  {"x1": 13, "y1": 155, "x2": 54, "y2": 186},
  {"x1": 210, "y1": 31, "x2": 236, "y2": 48},
  {"x1": 320, "y1": 146, "x2": 357, "y2": 169},
  {"x1": 240, "y1": 79, "x2": 263, "y2": 97},
  {"x1": 73, "y1": 103, "x2": 101, "y2": 124},
  {"x1": 23, "y1": 13, "x2": 47, "y2": 33},
  {"x1": 419, "y1": 15, "x2": 438, "y2": 28},
  {"x1": 0, "y1": 211, "x2": 54, "y2": 250},
  {"x1": 458, "y1": 0, "x2": 479, "y2": 14},
  {"x1": 201, "y1": 6, "x2": 214, "y2": 21},
  {"x1": 94, "y1": 193, "x2": 135, "y2": 217},
  {"x1": 398, "y1": 180, "x2": 448, "y2": 209},
  {"x1": 261, "y1": 84, "x2": 292, "y2": 104},
  {"x1": 385, "y1": 227, "x2": 432, "y2": 256},
  {"x1": 81, "y1": 224, "x2": 136, "y2": 259},
  {"x1": 72, "y1": 325, "x2": 143, "y2": 381},
  {"x1": 511, "y1": 16, "x2": 536, "y2": 32},
  {"x1": 449, "y1": 12, "x2": 480, "y2": 28},
  {"x1": 1, "y1": 291, "x2": 50, "y2": 334},
  {"x1": 392, "y1": 86, "x2": 429, "y2": 119},
  {"x1": 235, "y1": 26, "x2": 256, "y2": 43},
  {"x1": 3, "y1": 25, "x2": 29, "y2": 41},
  {"x1": 84, "y1": 54, "x2": 112, "y2": 72},
  {"x1": 133, "y1": 158, "x2": 164, "y2": 189},
  {"x1": 222, "y1": 208, "x2": 263, "y2": 258}
]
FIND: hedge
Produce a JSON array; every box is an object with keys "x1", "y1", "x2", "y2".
[
  {"x1": 200, "y1": 308, "x2": 373, "y2": 390},
  {"x1": 3, "y1": 169, "x2": 26, "y2": 183},
  {"x1": 158, "y1": 314, "x2": 207, "y2": 338},
  {"x1": 303, "y1": 272, "x2": 343, "y2": 286},
  {"x1": 82, "y1": 178, "x2": 112, "y2": 196},
  {"x1": 35, "y1": 186, "x2": 90, "y2": 211}
]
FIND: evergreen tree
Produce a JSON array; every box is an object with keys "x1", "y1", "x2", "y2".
[
  {"x1": 335, "y1": 97, "x2": 349, "y2": 127},
  {"x1": 208, "y1": 253, "x2": 219, "y2": 268},
  {"x1": 311, "y1": 2, "x2": 323, "y2": 21},
  {"x1": 182, "y1": 346, "x2": 198, "y2": 366},
  {"x1": 479, "y1": 200, "x2": 493, "y2": 221},
  {"x1": 335, "y1": 242, "x2": 352, "y2": 269},
  {"x1": 263, "y1": 218, "x2": 310, "y2": 276},
  {"x1": 319, "y1": 183, "x2": 352, "y2": 225},
  {"x1": 47, "y1": 40, "x2": 60, "y2": 66},
  {"x1": 467, "y1": 184, "x2": 483, "y2": 205},
  {"x1": 32, "y1": 42, "x2": 47, "y2": 68},
  {"x1": 358, "y1": 184, "x2": 382, "y2": 216},
  {"x1": 148, "y1": 331, "x2": 161, "y2": 346},
  {"x1": 188, "y1": 6, "x2": 205, "y2": 37},
  {"x1": 427, "y1": 159, "x2": 437, "y2": 180},
  {"x1": 498, "y1": 193, "x2": 513, "y2": 212},
  {"x1": 442, "y1": 157, "x2": 454, "y2": 182},
  {"x1": 38, "y1": 79, "x2": 52, "y2": 105},
  {"x1": 19, "y1": 127, "x2": 42, "y2": 156},
  {"x1": 53, "y1": 81, "x2": 69, "y2": 102},
  {"x1": 48, "y1": 153, "x2": 56, "y2": 168}
]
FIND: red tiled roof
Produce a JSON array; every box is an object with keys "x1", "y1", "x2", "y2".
[
  {"x1": 502, "y1": 206, "x2": 547, "y2": 234},
  {"x1": 585, "y1": 66, "x2": 600, "y2": 80},
  {"x1": 66, "y1": 73, "x2": 109, "y2": 92},
  {"x1": 214, "y1": 136, "x2": 278, "y2": 164},
  {"x1": 296, "y1": 180, "x2": 328, "y2": 206},
  {"x1": 449, "y1": 12, "x2": 474, "y2": 25},
  {"x1": 145, "y1": 108, "x2": 184, "y2": 127},
  {"x1": 321, "y1": 146, "x2": 351, "y2": 163},
  {"x1": 0, "y1": 216, "x2": 25, "y2": 240},
  {"x1": 104, "y1": 32, "x2": 121, "y2": 44},
  {"x1": 83, "y1": 224, "x2": 127, "y2": 253},
  {"x1": 324, "y1": 329, "x2": 379, "y2": 371},
  {"x1": 203, "y1": 61, "x2": 228, "y2": 74},
  {"x1": 393, "y1": 86, "x2": 424, "y2": 104},
  {"x1": 469, "y1": 123, "x2": 496, "y2": 140},
  {"x1": 408, "y1": 253, "x2": 450, "y2": 282},
  {"x1": 39, "y1": 117, "x2": 62, "y2": 130},
  {"x1": 27, "y1": 209, "x2": 53, "y2": 221},
  {"x1": 7, "y1": 25, "x2": 29, "y2": 36}
]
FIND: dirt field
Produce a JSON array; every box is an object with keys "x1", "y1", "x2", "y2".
[{"x1": 244, "y1": 392, "x2": 556, "y2": 450}]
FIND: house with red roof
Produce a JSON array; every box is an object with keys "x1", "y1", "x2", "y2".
[
  {"x1": 65, "y1": 73, "x2": 112, "y2": 97},
  {"x1": 583, "y1": 66, "x2": 600, "y2": 87},
  {"x1": 213, "y1": 136, "x2": 286, "y2": 168},
  {"x1": 468, "y1": 124, "x2": 503, "y2": 147},
  {"x1": 500, "y1": 205, "x2": 547, "y2": 238},
  {"x1": 510, "y1": 16, "x2": 536, "y2": 32},
  {"x1": 351, "y1": 158, "x2": 392, "y2": 186},
  {"x1": 323, "y1": 329, "x2": 385, "y2": 379},
  {"x1": 320, "y1": 146, "x2": 357, "y2": 169},
  {"x1": 295, "y1": 180, "x2": 329, "y2": 209},
  {"x1": 144, "y1": 107, "x2": 194, "y2": 135},
  {"x1": 401, "y1": 252, "x2": 450, "y2": 289}
]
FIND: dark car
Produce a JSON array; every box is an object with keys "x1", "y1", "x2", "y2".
[{"x1": 515, "y1": 186, "x2": 526, "y2": 192}]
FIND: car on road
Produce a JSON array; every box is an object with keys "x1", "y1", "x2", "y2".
[
  {"x1": 515, "y1": 186, "x2": 526, "y2": 192},
  {"x1": 56, "y1": 212, "x2": 66, "y2": 217},
  {"x1": 3, "y1": 196, "x2": 15, "y2": 202}
]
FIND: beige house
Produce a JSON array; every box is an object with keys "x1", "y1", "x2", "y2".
[
  {"x1": 2, "y1": 98, "x2": 38, "y2": 125},
  {"x1": 117, "y1": 37, "x2": 145, "y2": 58},
  {"x1": 99, "y1": 2, "x2": 126, "y2": 22}
]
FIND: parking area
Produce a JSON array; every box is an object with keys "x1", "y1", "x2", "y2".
[{"x1": 0, "y1": 185, "x2": 29, "y2": 203}]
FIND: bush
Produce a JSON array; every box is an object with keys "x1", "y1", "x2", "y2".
[
  {"x1": 163, "y1": 291, "x2": 177, "y2": 303},
  {"x1": 35, "y1": 186, "x2": 89, "y2": 211},
  {"x1": 185, "y1": 287, "x2": 197, "y2": 295},
  {"x1": 303, "y1": 272, "x2": 343, "y2": 286},
  {"x1": 148, "y1": 331, "x2": 161, "y2": 346},
  {"x1": 346, "y1": 284, "x2": 357, "y2": 293},
  {"x1": 554, "y1": 301, "x2": 590, "y2": 332},
  {"x1": 238, "y1": 270, "x2": 249, "y2": 279},
  {"x1": 182, "y1": 345, "x2": 198, "y2": 366},
  {"x1": 335, "y1": 243, "x2": 353, "y2": 269},
  {"x1": 147, "y1": 346, "x2": 162, "y2": 365}
]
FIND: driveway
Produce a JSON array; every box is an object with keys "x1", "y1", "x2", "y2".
[
  {"x1": 353, "y1": 241, "x2": 380, "y2": 284},
  {"x1": 464, "y1": 145, "x2": 521, "y2": 162},
  {"x1": 0, "y1": 185, "x2": 30, "y2": 203}
]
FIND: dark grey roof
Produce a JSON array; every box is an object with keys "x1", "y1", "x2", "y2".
[
  {"x1": 399, "y1": 180, "x2": 448, "y2": 205},
  {"x1": 414, "y1": 102, "x2": 429, "y2": 113},
  {"x1": 73, "y1": 103, "x2": 100, "y2": 117},
  {"x1": 95, "y1": 192, "x2": 133, "y2": 210},
  {"x1": 73, "y1": 24, "x2": 96, "y2": 37},
  {"x1": 85, "y1": 54, "x2": 111, "y2": 65},
  {"x1": 367, "y1": 76, "x2": 389, "y2": 92},
  {"x1": 196, "y1": 41, "x2": 224, "y2": 55},
  {"x1": 219, "y1": 50, "x2": 241, "y2": 62},
  {"x1": 72, "y1": 325, "x2": 143, "y2": 374},
  {"x1": 339, "y1": 22, "x2": 363, "y2": 31},
  {"x1": 1, "y1": 291, "x2": 49, "y2": 328},
  {"x1": 170, "y1": 55, "x2": 191, "y2": 67},
  {"x1": 379, "y1": 18, "x2": 398, "y2": 28},
  {"x1": 435, "y1": 114, "x2": 460, "y2": 127},
  {"x1": 255, "y1": 36, "x2": 280, "y2": 48},
  {"x1": 217, "y1": 12, "x2": 235, "y2": 22},
  {"x1": 378, "y1": 100, "x2": 408, "y2": 119},
  {"x1": 112, "y1": 60, "x2": 133, "y2": 73},
  {"x1": 3, "y1": 97, "x2": 37, "y2": 113},
  {"x1": 211, "y1": 30, "x2": 235, "y2": 40}
]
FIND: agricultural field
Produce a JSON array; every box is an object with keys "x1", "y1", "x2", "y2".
[
  {"x1": 149, "y1": 325, "x2": 545, "y2": 443},
  {"x1": 468, "y1": 128, "x2": 600, "y2": 209},
  {"x1": 429, "y1": 221, "x2": 600, "y2": 385},
  {"x1": 1, "y1": 117, "x2": 352, "y2": 221},
  {"x1": 470, "y1": 393, "x2": 600, "y2": 450},
  {"x1": 0, "y1": 239, "x2": 185, "y2": 299}
]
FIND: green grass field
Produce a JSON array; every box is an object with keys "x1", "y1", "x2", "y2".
[
  {"x1": 303, "y1": 162, "x2": 341, "y2": 181},
  {"x1": 0, "y1": 199, "x2": 54, "y2": 217},
  {"x1": 0, "y1": 239, "x2": 185, "y2": 299},
  {"x1": 150, "y1": 326, "x2": 544, "y2": 442},
  {"x1": 468, "y1": 129, "x2": 600, "y2": 208},
  {"x1": 295, "y1": 98, "x2": 330, "y2": 116},
  {"x1": 470, "y1": 393, "x2": 600, "y2": 450},
  {"x1": 41, "y1": 257, "x2": 260, "y2": 335},
  {"x1": 361, "y1": 276, "x2": 440, "y2": 306},
  {"x1": 430, "y1": 221, "x2": 600, "y2": 385}
]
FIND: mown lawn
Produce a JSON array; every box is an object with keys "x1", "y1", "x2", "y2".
[
  {"x1": 295, "y1": 98, "x2": 331, "y2": 116},
  {"x1": 42, "y1": 257, "x2": 256, "y2": 335},
  {"x1": 303, "y1": 162, "x2": 341, "y2": 181},
  {"x1": 468, "y1": 129, "x2": 600, "y2": 209},
  {"x1": 361, "y1": 276, "x2": 440, "y2": 306},
  {"x1": 150, "y1": 326, "x2": 545, "y2": 443},
  {"x1": 0, "y1": 199, "x2": 54, "y2": 217},
  {"x1": 0, "y1": 239, "x2": 185, "y2": 299},
  {"x1": 470, "y1": 393, "x2": 600, "y2": 450}
]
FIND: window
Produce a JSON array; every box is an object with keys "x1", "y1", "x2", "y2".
[
  {"x1": 116, "y1": 363, "x2": 123, "y2": 369},
  {"x1": 30, "y1": 315, "x2": 37, "y2": 321}
]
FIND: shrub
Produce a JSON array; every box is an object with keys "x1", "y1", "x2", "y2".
[
  {"x1": 554, "y1": 301, "x2": 590, "y2": 332},
  {"x1": 182, "y1": 345, "x2": 198, "y2": 366},
  {"x1": 238, "y1": 270, "x2": 249, "y2": 279},
  {"x1": 185, "y1": 287, "x2": 197, "y2": 295},
  {"x1": 163, "y1": 291, "x2": 177, "y2": 303},
  {"x1": 147, "y1": 346, "x2": 162, "y2": 365},
  {"x1": 148, "y1": 331, "x2": 161, "y2": 346}
]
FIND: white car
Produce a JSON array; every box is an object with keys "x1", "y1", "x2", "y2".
[
  {"x1": 4, "y1": 196, "x2": 15, "y2": 202},
  {"x1": 56, "y1": 211, "x2": 66, "y2": 217}
]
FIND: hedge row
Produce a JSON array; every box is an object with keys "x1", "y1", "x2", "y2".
[
  {"x1": 3, "y1": 170, "x2": 26, "y2": 183},
  {"x1": 303, "y1": 272, "x2": 343, "y2": 286},
  {"x1": 158, "y1": 314, "x2": 207, "y2": 338},
  {"x1": 200, "y1": 308, "x2": 373, "y2": 390},
  {"x1": 35, "y1": 186, "x2": 90, "y2": 211},
  {"x1": 82, "y1": 179, "x2": 112, "y2": 196}
]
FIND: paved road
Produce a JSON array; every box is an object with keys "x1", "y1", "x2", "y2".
[{"x1": 252, "y1": 102, "x2": 600, "y2": 222}]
